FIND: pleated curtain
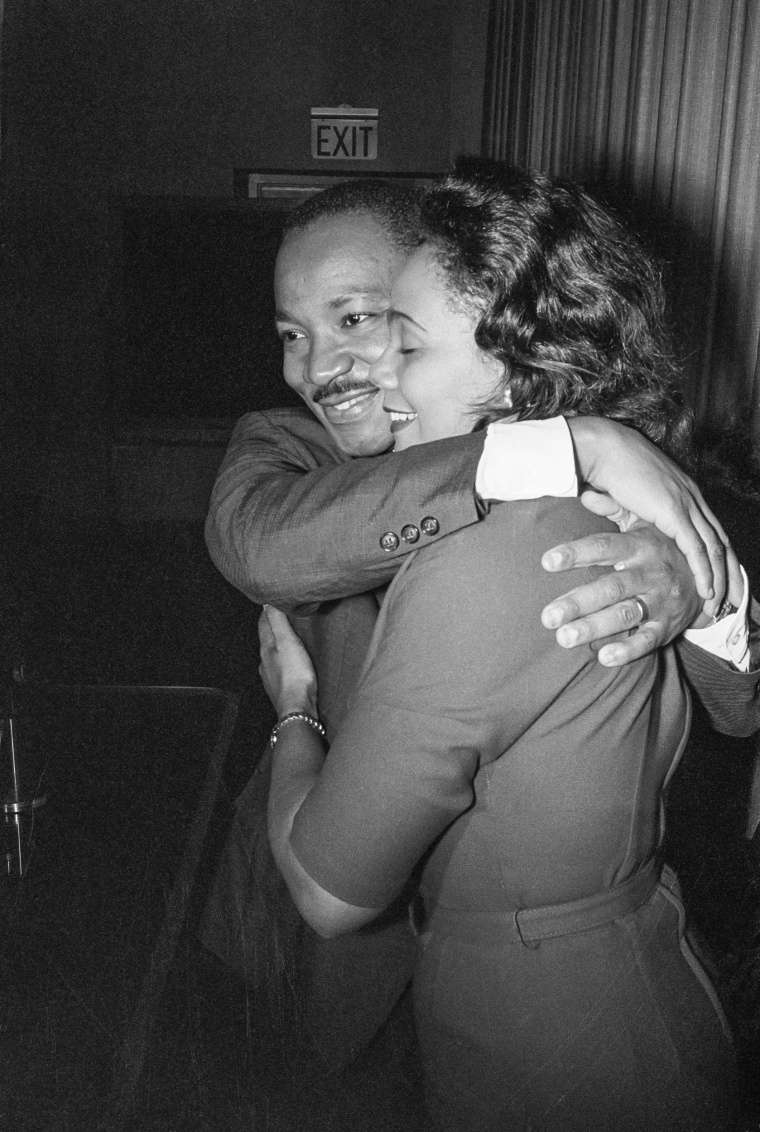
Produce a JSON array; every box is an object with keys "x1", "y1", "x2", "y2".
[
  {"x1": 481, "y1": 0, "x2": 760, "y2": 443},
  {"x1": 0, "y1": 0, "x2": 4, "y2": 158}
]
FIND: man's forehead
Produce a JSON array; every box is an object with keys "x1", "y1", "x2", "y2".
[
  {"x1": 276, "y1": 213, "x2": 407, "y2": 291},
  {"x1": 284, "y1": 209, "x2": 394, "y2": 247}
]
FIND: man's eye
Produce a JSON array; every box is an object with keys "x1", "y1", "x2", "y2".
[
  {"x1": 343, "y1": 312, "x2": 373, "y2": 328},
  {"x1": 279, "y1": 329, "x2": 305, "y2": 342}
]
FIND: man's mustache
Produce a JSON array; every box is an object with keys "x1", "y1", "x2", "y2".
[{"x1": 312, "y1": 379, "x2": 377, "y2": 405}]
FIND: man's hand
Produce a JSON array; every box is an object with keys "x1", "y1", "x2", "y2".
[
  {"x1": 566, "y1": 418, "x2": 729, "y2": 606},
  {"x1": 541, "y1": 525, "x2": 703, "y2": 666}
]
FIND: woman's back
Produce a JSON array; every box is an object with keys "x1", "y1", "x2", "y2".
[
  {"x1": 293, "y1": 496, "x2": 689, "y2": 918},
  {"x1": 402, "y1": 496, "x2": 690, "y2": 914}
]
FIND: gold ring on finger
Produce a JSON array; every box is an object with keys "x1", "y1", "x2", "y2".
[{"x1": 632, "y1": 597, "x2": 650, "y2": 625}]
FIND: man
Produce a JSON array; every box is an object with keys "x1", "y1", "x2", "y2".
[{"x1": 201, "y1": 179, "x2": 758, "y2": 1076}]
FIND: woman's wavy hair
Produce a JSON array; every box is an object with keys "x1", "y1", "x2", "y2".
[{"x1": 419, "y1": 160, "x2": 693, "y2": 462}]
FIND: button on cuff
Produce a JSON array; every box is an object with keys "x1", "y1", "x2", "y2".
[{"x1": 380, "y1": 531, "x2": 400, "y2": 552}]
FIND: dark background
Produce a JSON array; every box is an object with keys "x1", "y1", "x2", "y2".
[{"x1": 0, "y1": 0, "x2": 488, "y2": 521}]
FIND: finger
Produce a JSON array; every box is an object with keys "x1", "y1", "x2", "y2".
[
  {"x1": 264, "y1": 605, "x2": 296, "y2": 643},
  {"x1": 701, "y1": 592, "x2": 722, "y2": 622},
  {"x1": 542, "y1": 531, "x2": 649, "y2": 576},
  {"x1": 578, "y1": 489, "x2": 619, "y2": 516},
  {"x1": 595, "y1": 625, "x2": 663, "y2": 667},
  {"x1": 653, "y1": 511, "x2": 711, "y2": 600},
  {"x1": 542, "y1": 572, "x2": 643, "y2": 629},
  {"x1": 726, "y1": 545, "x2": 745, "y2": 606},
  {"x1": 668, "y1": 496, "x2": 727, "y2": 601},
  {"x1": 542, "y1": 533, "x2": 627, "y2": 574},
  {"x1": 552, "y1": 598, "x2": 652, "y2": 649},
  {"x1": 687, "y1": 535, "x2": 721, "y2": 604},
  {"x1": 703, "y1": 521, "x2": 727, "y2": 613},
  {"x1": 589, "y1": 630, "x2": 630, "y2": 652},
  {"x1": 685, "y1": 485, "x2": 729, "y2": 546},
  {"x1": 579, "y1": 488, "x2": 635, "y2": 527},
  {"x1": 699, "y1": 537, "x2": 745, "y2": 622},
  {"x1": 258, "y1": 608, "x2": 274, "y2": 645}
]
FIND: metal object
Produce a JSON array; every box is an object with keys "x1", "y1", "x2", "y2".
[{"x1": 1, "y1": 666, "x2": 49, "y2": 878}]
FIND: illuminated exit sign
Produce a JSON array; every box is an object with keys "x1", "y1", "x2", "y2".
[{"x1": 310, "y1": 106, "x2": 378, "y2": 160}]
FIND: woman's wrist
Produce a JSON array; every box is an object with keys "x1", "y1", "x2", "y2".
[
  {"x1": 276, "y1": 688, "x2": 318, "y2": 720},
  {"x1": 270, "y1": 710, "x2": 325, "y2": 749},
  {"x1": 565, "y1": 415, "x2": 614, "y2": 485}
]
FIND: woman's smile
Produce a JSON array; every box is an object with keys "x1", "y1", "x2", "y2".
[{"x1": 382, "y1": 405, "x2": 419, "y2": 435}]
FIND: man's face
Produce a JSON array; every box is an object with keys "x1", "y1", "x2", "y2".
[{"x1": 274, "y1": 213, "x2": 408, "y2": 457}]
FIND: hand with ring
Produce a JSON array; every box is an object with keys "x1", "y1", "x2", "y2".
[
  {"x1": 630, "y1": 597, "x2": 650, "y2": 633},
  {"x1": 541, "y1": 524, "x2": 708, "y2": 666}
]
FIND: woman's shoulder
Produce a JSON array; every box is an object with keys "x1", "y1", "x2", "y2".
[
  {"x1": 485, "y1": 495, "x2": 617, "y2": 543},
  {"x1": 423, "y1": 496, "x2": 614, "y2": 576},
  {"x1": 386, "y1": 496, "x2": 616, "y2": 637},
  {"x1": 366, "y1": 497, "x2": 625, "y2": 732}
]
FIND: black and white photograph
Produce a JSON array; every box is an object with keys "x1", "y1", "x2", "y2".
[{"x1": 1, "y1": 2, "x2": 759, "y2": 1129}]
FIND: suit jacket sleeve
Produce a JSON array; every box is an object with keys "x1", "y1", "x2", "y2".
[
  {"x1": 676, "y1": 629, "x2": 760, "y2": 738},
  {"x1": 205, "y1": 407, "x2": 484, "y2": 612}
]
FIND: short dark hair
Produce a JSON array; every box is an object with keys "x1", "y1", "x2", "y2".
[
  {"x1": 419, "y1": 160, "x2": 692, "y2": 461},
  {"x1": 281, "y1": 178, "x2": 422, "y2": 252}
]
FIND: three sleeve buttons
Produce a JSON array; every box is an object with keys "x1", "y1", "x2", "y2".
[{"x1": 380, "y1": 515, "x2": 440, "y2": 552}]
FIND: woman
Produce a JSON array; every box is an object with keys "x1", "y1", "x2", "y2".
[{"x1": 260, "y1": 166, "x2": 744, "y2": 1130}]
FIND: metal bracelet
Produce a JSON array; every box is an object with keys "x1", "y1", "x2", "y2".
[
  {"x1": 269, "y1": 711, "x2": 325, "y2": 748},
  {"x1": 710, "y1": 595, "x2": 738, "y2": 625}
]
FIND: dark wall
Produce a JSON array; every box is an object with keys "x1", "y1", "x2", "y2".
[
  {"x1": 212, "y1": 0, "x2": 455, "y2": 174},
  {"x1": 0, "y1": 0, "x2": 488, "y2": 517}
]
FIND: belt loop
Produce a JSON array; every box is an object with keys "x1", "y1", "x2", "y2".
[{"x1": 514, "y1": 910, "x2": 540, "y2": 950}]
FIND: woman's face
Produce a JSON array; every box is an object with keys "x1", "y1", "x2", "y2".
[{"x1": 370, "y1": 246, "x2": 503, "y2": 451}]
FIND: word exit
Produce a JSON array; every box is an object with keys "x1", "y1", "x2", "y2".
[{"x1": 310, "y1": 107, "x2": 378, "y2": 160}]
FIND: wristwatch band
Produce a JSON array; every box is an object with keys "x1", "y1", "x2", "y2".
[{"x1": 710, "y1": 595, "x2": 738, "y2": 625}]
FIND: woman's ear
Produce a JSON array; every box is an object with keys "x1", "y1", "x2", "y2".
[
  {"x1": 473, "y1": 357, "x2": 514, "y2": 427},
  {"x1": 490, "y1": 357, "x2": 512, "y2": 410}
]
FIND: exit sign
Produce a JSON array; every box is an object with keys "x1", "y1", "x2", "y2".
[{"x1": 310, "y1": 107, "x2": 378, "y2": 160}]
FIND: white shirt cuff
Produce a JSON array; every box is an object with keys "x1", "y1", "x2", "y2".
[
  {"x1": 683, "y1": 566, "x2": 751, "y2": 672},
  {"x1": 475, "y1": 418, "x2": 578, "y2": 502}
]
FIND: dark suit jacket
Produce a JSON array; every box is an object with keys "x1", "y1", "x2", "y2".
[
  {"x1": 201, "y1": 408, "x2": 488, "y2": 1069},
  {"x1": 201, "y1": 406, "x2": 760, "y2": 1068}
]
